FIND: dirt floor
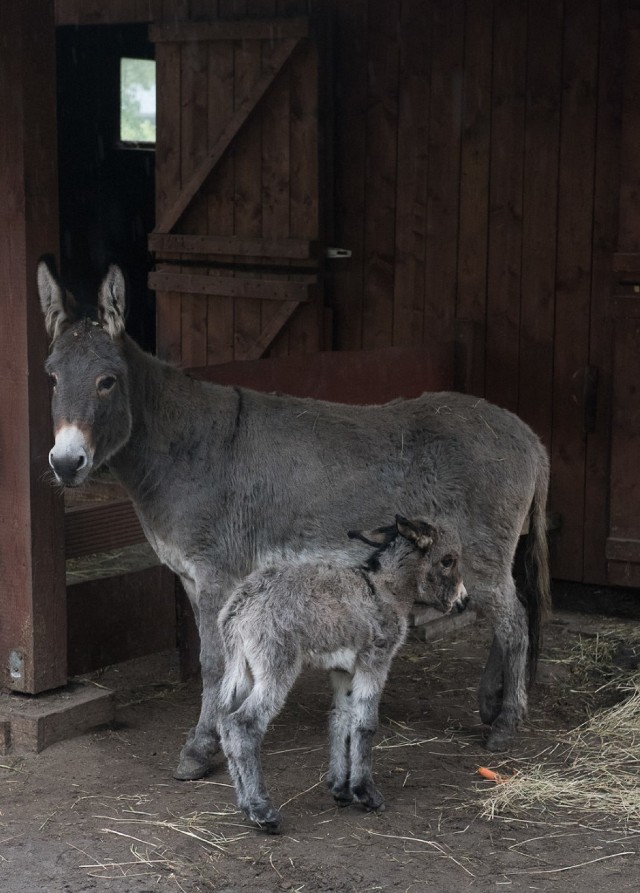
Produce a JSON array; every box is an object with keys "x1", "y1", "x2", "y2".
[{"x1": 1, "y1": 610, "x2": 639, "y2": 893}]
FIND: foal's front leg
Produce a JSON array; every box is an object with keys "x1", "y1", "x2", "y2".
[
  {"x1": 347, "y1": 662, "x2": 390, "y2": 812},
  {"x1": 326, "y1": 670, "x2": 355, "y2": 805}
]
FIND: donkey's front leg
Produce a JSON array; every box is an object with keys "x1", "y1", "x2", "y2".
[{"x1": 175, "y1": 581, "x2": 225, "y2": 780}]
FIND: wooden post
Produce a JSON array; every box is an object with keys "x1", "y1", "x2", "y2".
[{"x1": 0, "y1": 1, "x2": 67, "y2": 693}]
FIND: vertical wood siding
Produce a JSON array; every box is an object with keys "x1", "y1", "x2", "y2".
[{"x1": 331, "y1": 0, "x2": 622, "y2": 584}]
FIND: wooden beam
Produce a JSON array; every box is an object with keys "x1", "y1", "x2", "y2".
[
  {"x1": 154, "y1": 36, "x2": 302, "y2": 234},
  {"x1": 0, "y1": 0, "x2": 66, "y2": 694},
  {"x1": 149, "y1": 270, "x2": 315, "y2": 301},
  {"x1": 235, "y1": 302, "x2": 302, "y2": 361},
  {"x1": 149, "y1": 233, "x2": 317, "y2": 260},
  {"x1": 150, "y1": 17, "x2": 309, "y2": 43}
]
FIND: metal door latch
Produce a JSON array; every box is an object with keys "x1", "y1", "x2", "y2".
[{"x1": 325, "y1": 247, "x2": 352, "y2": 259}]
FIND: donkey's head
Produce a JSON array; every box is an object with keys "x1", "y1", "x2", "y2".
[{"x1": 38, "y1": 258, "x2": 132, "y2": 487}]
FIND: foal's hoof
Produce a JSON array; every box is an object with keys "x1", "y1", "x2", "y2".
[
  {"x1": 353, "y1": 782, "x2": 386, "y2": 812},
  {"x1": 249, "y1": 806, "x2": 282, "y2": 835}
]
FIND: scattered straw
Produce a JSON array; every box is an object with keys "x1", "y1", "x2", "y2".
[{"x1": 477, "y1": 626, "x2": 640, "y2": 828}]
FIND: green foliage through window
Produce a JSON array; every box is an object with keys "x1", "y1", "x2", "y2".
[{"x1": 120, "y1": 58, "x2": 156, "y2": 144}]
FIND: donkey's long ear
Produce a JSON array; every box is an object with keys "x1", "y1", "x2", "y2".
[
  {"x1": 395, "y1": 515, "x2": 436, "y2": 551},
  {"x1": 98, "y1": 265, "x2": 127, "y2": 339},
  {"x1": 348, "y1": 524, "x2": 397, "y2": 547},
  {"x1": 37, "y1": 256, "x2": 77, "y2": 341}
]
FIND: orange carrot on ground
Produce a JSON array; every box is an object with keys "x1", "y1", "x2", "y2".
[{"x1": 477, "y1": 766, "x2": 511, "y2": 784}]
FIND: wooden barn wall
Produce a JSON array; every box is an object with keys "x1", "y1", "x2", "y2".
[
  {"x1": 54, "y1": 0, "x2": 627, "y2": 585},
  {"x1": 330, "y1": 0, "x2": 622, "y2": 585}
]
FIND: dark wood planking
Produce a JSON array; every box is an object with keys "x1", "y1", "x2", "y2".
[
  {"x1": 206, "y1": 17, "x2": 236, "y2": 364},
  {"x1": 262, "y1": 19, "x2": 292, "y2": 357},
  {"x1": 190, "y1": 344, "x2": 453, "y2": 403},
  {"x1": 584, "y1": 1, "x2": 623, "y2": 584},
  {"x1": 154, "y1": 40, "x2": 183, "y2": 361},
  {"x1": 67, "y1": 566, "x2": 176, "y2": 676},
  {"x1": 154, "y1": 36, "x2": 299, "y2": 234},
  {"x1": 150, "y1": 233, "x2": 315, "y2": 258},
  {"x1": 149, "y1": 270, "x2": 315, "y2": 299},
  {"x1": 180, "y1": 37, "x2": 210, "y2": 367},
  {"x1": 455, "y1": 0, "x2": 493, "y2": 396},
  {"x1": 361, "y1": 0, "x2": 400, "y2": 350},
  {"x1": 287, "y1": 34, "x2": 322, "y2": 354},
  {"x1": 151, "y1": 15, "x2": 308, "y2": 41},
  {"x1": 0, "y1": 1, "x2": 66, "y2": 693},
  {"x1": 484, "y1": 0, "x2": 526, "y2": 412},
  {"x1": 423, "y1": 0, "x2": 464, "y2": 384},
  {"x1": 517, "y1": 0, "x2": 562, "y2": 448},
  {"x1": 608, "y1": 320, "x2": 640, "y2": 543},
  {"x1": 331, "y1": 0, "x2": 368, "y2": 350},
  {"x1": 550, "y1": 0, "x2": 599, "y2": 580},
  {"x1": 233, "y1": 33, "x2": 265, "y2": 360},
  {"x1": 392, "y1": 0, "x2": 431, "y2": 349}
]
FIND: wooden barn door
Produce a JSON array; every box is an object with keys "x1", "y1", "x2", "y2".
[
  {"x1": 149, "y1": 15, "x2": 326, "y2": 367},
  {"x1": 608, "y1": 13, "x2": 640, "y2": 587}
]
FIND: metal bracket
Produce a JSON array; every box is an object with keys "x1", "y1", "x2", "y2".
[{"x1": 325, "y1": 247, "x2": 352, "y2": 259}]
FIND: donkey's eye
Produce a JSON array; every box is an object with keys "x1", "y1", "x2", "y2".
[
  {"x1": 48, "y1": 372, "x2": 58, "y2": 388},
  {"x1": 97, "y1": 375, "x2": 117, "y2": 394},
  {"x1": 441, "y1": 555, "x2": 455, "y2": 569}
]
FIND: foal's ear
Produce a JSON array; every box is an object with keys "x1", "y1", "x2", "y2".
[
  {"x1": 37, "y1": 256, "x2": 77, "y2": 341},
  {"x1": 395, "y1": 515, "x2": 437, "y2": 551},
  {"x1": 98, "y1": 265, "x2": 127, "y2": 339},
  {"x1": 348, "y1": 524, "x2": 397, "y2": 547}
]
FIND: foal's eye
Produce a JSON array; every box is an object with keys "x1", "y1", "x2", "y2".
[
  {"x1": 441, "y1": 555, "x2": 455, "y2": 569},
  {"x1": 97, "y1": 375, "x2": 117, "y2": 394}
]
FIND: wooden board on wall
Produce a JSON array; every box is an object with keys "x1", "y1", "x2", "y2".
[
  {"x1": 151, "y1": 12, "x2": 324, "y2": 368},
  {"x1": 0, "y1": 1, "x2": 67, "y2": 694}
]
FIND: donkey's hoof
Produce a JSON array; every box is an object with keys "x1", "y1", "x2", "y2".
[
  {"x1": 485, "y1": 726, "x2": 513, "y2": 753},
  {"x1": 478, "y1": 693, "x2": 503, "y2": 726},
  {"x1": 173, "y1": 755, "x2": 210, "y2": 780}
]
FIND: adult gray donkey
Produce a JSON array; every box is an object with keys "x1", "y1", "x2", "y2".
[{"x1": 38, "y1": 259, "x2": 551, "y2": 779}]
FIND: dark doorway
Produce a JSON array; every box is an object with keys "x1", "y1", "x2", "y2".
[{"x1": 56, "y1": 24, "x2": 156, "y2": 350}]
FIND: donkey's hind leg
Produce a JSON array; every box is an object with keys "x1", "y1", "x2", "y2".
[
  {"x1": 326, "y1": 670, "x2": 355, "y2": 806},
  {"x1": 478, "y1": 636, "x2": 504, "y2": 725},
  {"x1": 481, "y1": 578, "x2": 529, "y2": 752}
]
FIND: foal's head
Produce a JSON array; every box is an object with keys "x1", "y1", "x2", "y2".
[
  {"x1": 349, "y1": 516, "x2": 468, "y2": 613},
  {"x1": 38, "y1": 259, "x2": 132, "y2": 487}
]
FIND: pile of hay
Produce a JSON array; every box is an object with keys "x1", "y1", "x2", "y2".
[{"x1": 478, "y1": 630, "x2": 640, "y2": 827}]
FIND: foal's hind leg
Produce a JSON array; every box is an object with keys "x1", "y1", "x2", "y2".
[
  {"x1": 326, "y1": 670, "x2": 355, "y2": 806},
  {"x1": 481, "y1": 579, "x2": 529, "y2": 752},
  {"x1": 219, "y1": 670, "x2": 296, "y2": 833}
]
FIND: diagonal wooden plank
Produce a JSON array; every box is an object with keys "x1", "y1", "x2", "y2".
[
  {"x1": 235, "y1": 301, "x2": 302, "y2": 361},
  {"x1": 154, "y1": 36, "x2": 301, "y2": 234}
]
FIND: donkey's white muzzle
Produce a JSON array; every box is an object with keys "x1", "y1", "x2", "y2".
[{"x1": 49, "y1": 424, "x2": 93, "y2": 486}]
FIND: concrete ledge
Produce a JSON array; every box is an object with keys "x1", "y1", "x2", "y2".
[
  {"x1": 0, "y1": 682, "x2": 115, "y2": 754},
  {"x1": 410, "y1": 607, "x2": 478, "y2": 642}
]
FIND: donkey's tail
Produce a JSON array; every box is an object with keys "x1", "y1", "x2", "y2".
[{"x1": 523, "y1": 450, "x2": 552, "y2": 688}]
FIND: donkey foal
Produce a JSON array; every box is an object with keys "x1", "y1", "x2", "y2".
[{"x1": 217, "y1": 516, "x2": 467, "y2": 832}]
